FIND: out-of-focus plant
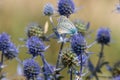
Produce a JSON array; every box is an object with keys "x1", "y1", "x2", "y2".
[{"x1": 0, "y1": 0, "x2": 119, "y2": 80}]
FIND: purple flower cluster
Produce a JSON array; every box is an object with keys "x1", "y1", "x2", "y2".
[
  {"x1": 71, "y1": 33, "x2": 87, "y2": 56},
  {"x1": 0, "y1": 33, "x2": 18, "y2": 60},
  {"x1": 58, "y1": 0, "x2": 75, "y2": 17},
  {"x1": 26, "y1": 36, "x2": 46, "y2": 57},
  {"x1": 23, "y1": 59, "x2": 40, "y2": 79}
]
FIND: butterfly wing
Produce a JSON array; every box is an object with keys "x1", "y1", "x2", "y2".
[{"x1": 57, "y1": 16, "x2": 77, "y2": 34}]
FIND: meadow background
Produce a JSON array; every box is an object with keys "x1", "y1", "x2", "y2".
[{"x1": 0, "y1": 0, "x2": 120, "y2": 80}]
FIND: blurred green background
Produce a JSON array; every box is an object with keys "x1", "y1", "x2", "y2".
[{"x1": 0, "y1": 0, "x2": 120, "y2": 80}]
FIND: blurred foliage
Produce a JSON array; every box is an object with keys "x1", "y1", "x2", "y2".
[{"x1": 0, "y1": 0, "x2": 120, "y2": 80}]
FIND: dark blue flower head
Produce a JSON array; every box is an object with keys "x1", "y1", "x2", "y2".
[
  {"x1": 0, "y1": 32, "x2": 11, "y2": 51},
  {"x1": 3, "y1": 42, "x2": 19, "y2": 60},
  {"x1": 71, "y1": 33, "x2": 87, "y2": 56},
  {"x1": 43, "y1": 3, "x2": 54, "y2": 16},
  {"x1": 96, "y1": 28, "x2": 111, "y2": 45},
  {"x1": 26, "y1": 36, "x2": 46, "y2": 57},
  {"x1": 23, "y1": 59, "x2": 40, "y2": 79},
  {"x1": 58, "y1": 0, "x2": 75, "y2": 17}
]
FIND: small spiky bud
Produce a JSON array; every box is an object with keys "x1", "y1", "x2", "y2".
[
  {"x1": 43, "y1": 3, "x2": 54, "y2": 16},
  {"x1": 58, "y1": 0, "x2": 75, "y2": 17},
  {"x1": 26, "y1": 23, "x2": 44, "y2": 38},
  {"x1": 96, "y1": 28, "x2": 111, "y2": 45},
  {"x1": 74, "y1": 19, "x2": 90, "y2": 35},
  {"x1": 61, "y1": 49, "x2": 79, "y2": 67}
]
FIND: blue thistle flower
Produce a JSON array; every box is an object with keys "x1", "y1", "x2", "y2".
[
  {"x1": 58, "y1": 0, "x2": 75, "y2": 17},
  {"x1": 43, "y1": 3, "x2": 54, "y2": 16},
  {"x1": 23, "y1": 59, "x2": 40, "y2": 79},
  {"x1": 0, "y1": 33, "x2": 11, "y2": 51},
  {"x1": 26, "y1": 36, "x2": 46, "y2": 57},
  {"x1": 96, "y1": 28, "x2": 111, "y2": 45},
  {"x1": 71, "y1": 33, "x2": 87, "y2": 56},
  {"x1": 2, "y1": 42, "x2": 19, "y2": 60}
]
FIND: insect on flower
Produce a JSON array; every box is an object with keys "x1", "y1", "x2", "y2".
[{"x1": 57, "y1": 16, "x2": 77, "y2": 35}]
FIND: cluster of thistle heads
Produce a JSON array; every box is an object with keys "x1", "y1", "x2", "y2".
[{"x1": 0, "y1": 0, "x2": 120, "y2": 80}]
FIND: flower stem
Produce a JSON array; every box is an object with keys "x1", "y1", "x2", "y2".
[
  {"x1": 56, "y1": 42, "x2": 64, "y2": 69},
  {"x1": 80, "y1": 54, "x2": 83, "y2": 75},
  {"x1": 94, "y1": 44, "x2": 104, "y2": 80},
  {"x1": 49, "y1": 16, "x2": 60, "y2": 39},
  {"x1": 70, "y1": 67, "x2": 73, "y2": 80},
  {"x1": 95, "y1": 44, "x2": 104, "y2": 72}
]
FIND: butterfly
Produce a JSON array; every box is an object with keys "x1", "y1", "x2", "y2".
[{"x1": 57, "y1": 16, "x2": 77, "y2": 35}]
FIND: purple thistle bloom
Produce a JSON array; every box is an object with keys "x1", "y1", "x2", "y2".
[
  {"x1": 23, "y1": 59, "x2": 40, "y2": 79},
  {"x1": 96, "y1": 28, "x2": 111, "y2": 45},
  {"x1": 0, "y1": 33, "x2": 11, "y2": 51},
  {"x1": 58, "y1": 0, "x2": 75, "y2": 17},
  {"x1": 71, "y1": 33, "x2": 87, "y2": 56},
  {"x1": 26, "y1": 36, "x2": 46, "y2": 57},
  {"x1": 2, "y1": 42, "x2": 19, "y2": 60},
  {"x1": 43, "y1": 3, "x2": 54, "y2": 16}
]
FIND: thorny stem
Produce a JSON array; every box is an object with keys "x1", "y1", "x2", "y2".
[
  {"x1": 94, "y1": 44, "x2": 104, "y2": 80},
  {"x1": 56, "y1": 42, "x2": 64, "y2": 68},
  {"x1": 49, "y1": 16, "x2": 60, "y2": 39},
  {"x1": 40, "y1": 53, "x2": 54, "y2": 80},
  {"x1": 70, "y1": 67, "x2": 73, "y2": 80},
  {"x1": 80, "y1": 54, "x2": 83, "y2": 75},
  {"x1": 95, "y1": 44, "x2": 104, "y2": 72},
  {"x1": 40, "y1": 53, "x2": 53, "y2": 73},
  {"x1": 49, "y1": 16, "x2": 55, "y2": 28}
]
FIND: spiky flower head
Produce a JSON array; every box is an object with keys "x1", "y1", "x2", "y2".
[
  {"x1": 71, "y1": 33, "x2": 87, "y2": 56},
  {"x1": 0, "y1": 33, "x2": 11, "y2": 51},
  {"x1": 96, "y1": 28, "x2": 111, "y2": 45},
  {"x1": 61, "y1": 49, "x2": 79, "y2": 67},
  {"x1": 26, "y1": 36, "x2": 46, "y2": 57},
  {"x1": 43, "y1": 3, "x2": 54, "y2": 16},
  {"x1": 58, "y1": 0, "x2": 75, "y2": 17},
  {"x1": 26, "y1": 23, "x2": 44, "y2": 38},
  {"x1": 23, "y1": 59, "x2": 40, "y2": 79},
  {"x1": 74, "y1": 19, "x2": 90, "y2": 35},
  {"x1": 2, "y1": 42, "x2": 19, "y2": 60}
]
